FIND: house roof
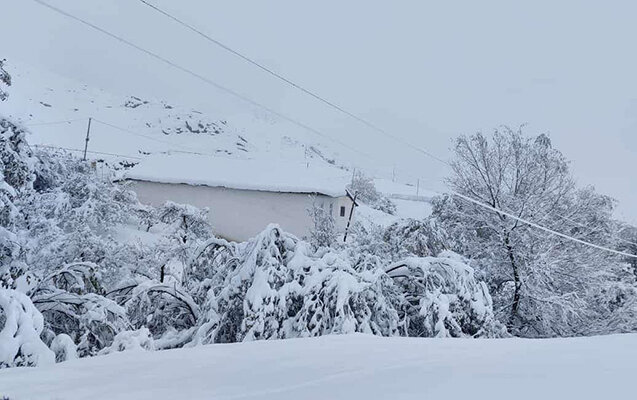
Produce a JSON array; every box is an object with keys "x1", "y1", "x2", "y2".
[{"x1": 124, "y1": 153, "x2": 350, "y2": 197}]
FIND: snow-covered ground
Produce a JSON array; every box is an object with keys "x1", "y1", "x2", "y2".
[
  {"x1": 372, "y1": 178, "x2": 436, "y2": 220},
  {"x1": 392, "y1": 198, "x2": 433, "y2": 220},
  {"x1": 1, "y1": 333, "x2": 634, "y2": 400},
  {"x1": 373, "y1": 178, "x2": 439, "y2": 200}
]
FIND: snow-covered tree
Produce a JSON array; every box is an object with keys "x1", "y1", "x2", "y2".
[
  {"x1": 17, "y1": 151, "x2": 138, "y2": 284},
  {"x1": 382, "y1": 218, "x2": 450, "y2": 260},
  {"x1": 0, "y1": 59, "x2": 10, "y2": 102},
  {"x1": 1, "y1": 118, "x2": 35, "y2": 289},
  {"x1": 433, "y1": 127, "x2": 624, "y2": 336},
  {"x1": 307, "y1": 198, "x2": 337, "y2": 249},
  {"x1": 347, "y1": 171, "x2": 396, "y2": 215},
  {"x1": 617, "y1": 224, "x2": 637, "y2": 274}
]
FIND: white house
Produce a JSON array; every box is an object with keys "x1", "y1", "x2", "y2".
[{"x1": 124, "y1": 154, "x2": 356, "y2": 242}]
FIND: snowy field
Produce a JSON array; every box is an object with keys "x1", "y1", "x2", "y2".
[{"x1": 1, "y1": 333, "x2": 634, "y2": 400}]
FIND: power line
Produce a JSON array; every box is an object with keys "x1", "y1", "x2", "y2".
[
  {"x1": 553, "y1": 213, "x2": 637, "y2": 248},
  {"x1": 91, "y1": 118, "x2": 206, "y2": 155},
  {"x1": 137, "y1": 0, "x2": 451, "y2": 167},
  {"x1": 24, "y1": 118, "x2": 86, "y2": 127},
  {"x1": 451, "y1": 190, "x2": 637, "y2": 260},
  {"x1": 32, "y1": 0, "x2": 377, "y2": 165},
  {"x1": 33, "y1": 144, "x2": 142, "y2": 160}
]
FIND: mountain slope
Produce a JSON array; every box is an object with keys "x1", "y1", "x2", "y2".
[{"x1": 2, "y1": 61, "x2": 344, "y2": 170}]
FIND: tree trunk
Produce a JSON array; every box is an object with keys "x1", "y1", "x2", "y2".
[{"x1": 505, "y1": 234, "x2": 521, "y2": 329}]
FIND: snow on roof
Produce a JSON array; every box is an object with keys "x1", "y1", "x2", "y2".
[{"x1": 125, "y1": 153, "x2": 350, "y2": 197}]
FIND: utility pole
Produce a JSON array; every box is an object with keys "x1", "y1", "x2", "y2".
[
  {"x1": 416, "y1": 178, "x2": 420, "y2": 197},
  {"x1": 343, "y1": 190, "x2": 359, "y2": 243},
  {"x1": 82, "y1": 117, "x2": 92, "y2": 161}
]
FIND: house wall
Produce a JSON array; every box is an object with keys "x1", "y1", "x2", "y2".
[{"x1": 128, "y1": 180, "x2": 354, "y2": 242}]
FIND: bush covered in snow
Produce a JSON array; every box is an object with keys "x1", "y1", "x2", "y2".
[
  {"x1": 190, "y1": 225, "x2": 406, "y2": 343},
  {"x1": 98, "y1": 328, "x2": 155, "y2": 355},
  {"x1": 0, "y1": 289, "x2": 55, "y2": 368},
  {"x1": 385, "y1": 252, "x2": 505, "y2": 337}
]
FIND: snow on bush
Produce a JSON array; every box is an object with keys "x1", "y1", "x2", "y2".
[
  {"x1": 98, "y1": 327, "x2": 155, "y2": 355},
  {"x1": 0, "y1": 289, "x2": 55, "y2": 368},
  {"x1": 382, "y1": 218, "x2": 450, "y2": 260},
  {"x1": 50, "y1": 334, "x2": 78, "y2": 363},
  {"x1": 189, "y1": 225, "x2": 501, "y2": 344},
  {"x1": 283, "y1": 242, "x2": 401, "y2": 338},
  {"x1": 385, "y1": 252, "x2": 505, "y2": 337},
  {"x1": 191, "y1": 225, "x2": 402, "y2": 344},
  {"x1": 118, "y1": 279, "x2": 199, "y2": 337},
  {"x1": 30, "y1": 263, "x2": 131, "y2": 357}
]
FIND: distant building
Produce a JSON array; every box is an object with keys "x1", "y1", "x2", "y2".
[{"x1": 125, "y1": 154, "x2": 355, "y2": 242}]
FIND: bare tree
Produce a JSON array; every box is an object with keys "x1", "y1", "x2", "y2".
[{"x1": 433, "y1": 126, "x2": 620, "y2": 336}]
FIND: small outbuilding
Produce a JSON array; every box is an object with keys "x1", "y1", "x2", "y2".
[{"x1": 124, "y1": 154, "x2": 356, "y2": 242}]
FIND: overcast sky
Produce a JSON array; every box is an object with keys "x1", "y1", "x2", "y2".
[{"x1": 2, "y1": 0, "x2": 636, "y2": 222}]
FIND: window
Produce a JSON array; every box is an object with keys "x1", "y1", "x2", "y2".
[{"x1": 340, "y1": 206, "x2": 346, "y2": 217}]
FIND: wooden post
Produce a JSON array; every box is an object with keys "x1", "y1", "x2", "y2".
[
  {"x1": 343, "y1": 190, "x2": 359, "y2": 243},
  {"x1": 416, "y1": 179, "x2": 420, "y2": 197},
  {"x1": 82, "y1": 117, "x2": 92, "y2": 161}
]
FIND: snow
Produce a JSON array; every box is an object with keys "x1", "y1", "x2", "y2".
[
  {"x1": 392, "y1": 198, "x2": 433, "y2": 220},
  {"x1": 2, "y1": 61, "x2": 351, "y2": 173},
  {"x1": 374, "y1": 178, "x2": 439, "y2": 200},
  {"x1": 0, "y1": 290, "x2": 55, "y2": 368},
  {"x1": 371, "y1": 179, "x2": 436, "y2": 220},
  {"x1": 354, "y1": 201, "x2": 432, "y2": 229},
  {"x1": 98, "y1": 328, "x2": 155, "y2": 355},
  {"x1": 125, "y1": 153, "x2": 351, "y2": 197},
  {"x1": 356, "y1": 204, "x2": 401, "y2": 228},
  {"x1": 1, "y1": 333, "x2": 636, "y2": 399}
]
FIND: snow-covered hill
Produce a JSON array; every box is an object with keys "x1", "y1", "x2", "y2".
[
  {"x1": 3, "y1": 62, "x2": 343, "y2": 169},
  {"x1": 2, "y1": 61, "x2": 433, "y2": 221},
  {"x1": 1, "y1": 333, "x2": 635, "y2": 400}
]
